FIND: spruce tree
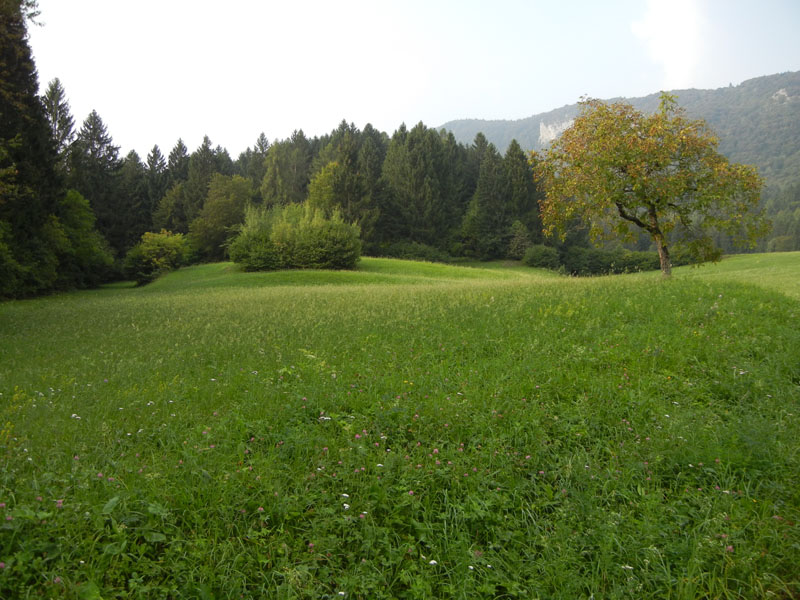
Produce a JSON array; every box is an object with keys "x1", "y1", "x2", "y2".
[
  {"x1": 146, "y1": 145, "x2": 168, "y2": 218},
  {"x1": 504, "y1": 139, "x2": 542, "y2": 242},
  {"x1": 461, "y1": 144, "x2": 512, "y2": 259},
  {"x1": 69, "y1": 110, "x2": 123, "y2": 253},
  {"x1": 182, "y1": 136, "x2": 217, "y2": 226},
  {"x1": 41, "y1": 77, "x2": 74, "y2": 172},
  {"x1": 117, "y1": 150, "x2": 150, "y2": 251},
  {"x1": 378, "y1": 123, "x2": 448, "y2": 247},
  {"x1": 1, "y1": 1, "x2": 111, "y2": 295},
  {"x1": 167, "y1": 138, "x2": 189, "y2": 185},
  {"x1": 1, "y1": 0, "x2": 65, "y2": 294}
]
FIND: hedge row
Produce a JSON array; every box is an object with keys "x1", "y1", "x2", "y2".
[{"x1": 523, "y1": 245, "x2": 694, "y2": 275}]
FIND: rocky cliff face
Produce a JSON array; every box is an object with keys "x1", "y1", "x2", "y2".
[{"x1": 538, "y1": 119, "x2": 574, "y2": 146}]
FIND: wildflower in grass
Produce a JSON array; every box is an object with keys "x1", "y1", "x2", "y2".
[
  {"x1": 408, "y1": 490, "x2": 414, "y2": 495},
  {"x1": 97, "y1": 472, "x2": 103, "y2": 478},
  {"x1": 343, "y1": 503, "x2": 350, "y2": 510},
  {"x1": 0, "y1": 503, "x2": 5, "y2": 509},
  {"x1": 726, "y1": 545, "x2": 734, "y2": 552},
  {"x1": 257, "y1": 507, "x2": 264, "y2": 512},
  {"x1": 429, "y1": 560, "x2": 437, "y2": 565}
]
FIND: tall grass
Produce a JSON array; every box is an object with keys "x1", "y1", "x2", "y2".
[{"x1": 1, "y1": 255, "x2": 798, "y2": 598}]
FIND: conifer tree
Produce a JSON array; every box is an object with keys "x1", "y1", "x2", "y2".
[
  {"x1": 182, "y1": 135, "x2": 217, "y2": 225},
  {"x1": 69, "y1": 110, "x2": 123, "y2": 253},
  {"x1": 41, "y1": 77, "x2": 74, "y2": 172},
  {"x1": 1, "y1": 0, "x2": 64, "y2": 294},
  {"x1": 504, "y1": 139, "x2": 542, "y2": 242},
  {"x1": 1, "y1": 1, "x2": 111, "y2": 295},
  {"x1": 117, "y1": 150, "x2": 150, "y2": 251},
  {"x1": 146, "y1": 145, "x2": 168, "y2": 217},
  {"x1": 461, "y1": 144, "x2": 512, "y2": 258},
  {"x1": 378, "y1": 123, "x2": 449, "y2": 247},
  {"x1": 260, "y1": 130, "x2": 312, "y2": 206},
  {"x1": 167, "y1": 138, "x2": 189, "y2": 185}
]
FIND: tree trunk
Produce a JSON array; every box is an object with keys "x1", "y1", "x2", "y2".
[{"x1": 655, "y1": 236, "x2": 672, "y2": 277}]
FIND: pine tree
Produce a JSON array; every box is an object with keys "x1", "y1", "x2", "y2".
[
  {"x1": 461, "y1": 144, "x2": 512, "y2": 259},
  {"x1": 504, "y1": 139, "x2": 542, "y2": 242},
  {"x1": 378, "y1": 123, "x2": 448, "y2": 247},
  {"x1": 1, "y1": 1, "x2": 111, "y2": 296},
  {"x1": 146, "y1": 145, "x2": 168, "y2": 218},
  {"x1": 182, "y1": 135, "x2": 217, "y2": 226},
  {"x1": 117, "y1": 150, "x2": 149, "y2": 251},
  {"x1": 1, "y1": 0, "x2": 65, "y2": 294},
  {"x1": 69, "y1": 110, "x2": 123, "y2": 253},
  {"x1": 167, "y1": 138, "x2": 189, "y2": 185},
  {"x1": 260, "y1": 130, "x2": 312, "y2": 206},
  {"x1": 41, "y1": 77, "x2": 74, "y2": 172}
]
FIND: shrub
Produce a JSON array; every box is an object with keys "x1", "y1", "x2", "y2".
[
  {"x1": 228, "y1": 203, "x2": 361, "y2": 271},
  {"x1": 560, "y1": 246, "x2": 663, "y2": 275},
  {"x1": 123, "y1": 230, "x2": 189, "y2": 285},
  {"x1": 522, "y1": 244, "x2": 560, "y2": 270}
]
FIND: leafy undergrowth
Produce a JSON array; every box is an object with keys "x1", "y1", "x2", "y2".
[{"x1": 1, "y1": 255, "x2": 798, "y2": 599}]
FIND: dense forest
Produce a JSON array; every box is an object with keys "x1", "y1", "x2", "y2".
[{"x1": 2, "y1": 2, "x2": 797, "y2": 299}]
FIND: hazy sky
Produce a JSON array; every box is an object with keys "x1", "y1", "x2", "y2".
[{"x1": 27, "y1": 0, "x2": 800, "y2": 158}]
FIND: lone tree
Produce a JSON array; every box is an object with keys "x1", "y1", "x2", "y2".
[{"x1": 535, "y1": 94, "x2": 769, "y2": 276}]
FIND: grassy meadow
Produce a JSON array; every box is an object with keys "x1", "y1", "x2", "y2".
[{"x1": 1, "y1": 254, "x2": 799, "y2": 599}]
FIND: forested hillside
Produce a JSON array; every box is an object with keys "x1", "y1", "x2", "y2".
[
  {"x1": 441, "y1": 72, "x2": 800, "y2": 253},
  {"x1": 441, "y1": 72, "x2": 800, "y2": 188}
]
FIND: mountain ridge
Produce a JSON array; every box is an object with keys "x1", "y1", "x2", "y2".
[{"x1": 440, "y1": 71, "x2": 800, "y2": 188}]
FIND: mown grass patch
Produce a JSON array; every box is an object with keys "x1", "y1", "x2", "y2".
[{"x1": 1, "y1": 255, "x2": 798, "y2": 598}]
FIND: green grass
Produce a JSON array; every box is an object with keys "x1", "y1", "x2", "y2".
[{"x1": 1, "y1": 254, "x2": 798, "y2": 599}]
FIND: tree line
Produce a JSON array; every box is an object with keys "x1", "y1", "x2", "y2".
[
  {"x1": 47, "y1": 93, "x2": 546, "y2": 263},
  {"x1": 1, "y1": 1, "x2": 779, "y2": 297}
]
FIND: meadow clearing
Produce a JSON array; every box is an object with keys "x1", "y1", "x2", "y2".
[{"x1": 1, "y1": 254, "x2": 798, "y2": 599}]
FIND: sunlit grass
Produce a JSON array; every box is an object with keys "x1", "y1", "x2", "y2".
[{"x1": 1, "y1": 254, "x2": 798, "y2": 598}]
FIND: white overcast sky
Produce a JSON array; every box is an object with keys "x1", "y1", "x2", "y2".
[{"x1": 27, "y1": 0, "x2": 800, "y2": 159}]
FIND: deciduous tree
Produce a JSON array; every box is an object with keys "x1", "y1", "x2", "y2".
[{"x1": 536, "y1": 94, "x2": 769, "y2": 276}]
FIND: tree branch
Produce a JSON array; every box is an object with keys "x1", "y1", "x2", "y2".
[{"x1": 615, "y1": 202, "x2": 651, "y2": 232}]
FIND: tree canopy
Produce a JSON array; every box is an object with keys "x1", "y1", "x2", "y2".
[{"x1": 535, "y1": 94, "x2": 769, "y2": 276}]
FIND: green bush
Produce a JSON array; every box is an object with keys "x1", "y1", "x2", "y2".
[
  {"x1": 123, "y1": 230, "x2": 190, "y2": 285},
  {"x1": 522, "y1": 244, "x2": 560, "y2": 269},
  {"x1": 559, "y1": 246, "x2": 665, "y2": 275},
  {"x1": 229, "y1": 203, "x2": 361, "y2": 271}
]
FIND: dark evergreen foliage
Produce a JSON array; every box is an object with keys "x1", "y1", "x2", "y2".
[
  {"x1": 41, "y1": 77, "x2": 73, "y2": 171},
  {"x1": 0, "y1": 1, "x2": 109, "y2": 296}
]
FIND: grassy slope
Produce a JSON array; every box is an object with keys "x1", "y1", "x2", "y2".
[{"x1": 0, "y1": 254, "x2": 798, "y2": 599}]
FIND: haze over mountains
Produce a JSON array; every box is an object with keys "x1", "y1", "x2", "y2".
[{"x1": 441, "y1": 71, "x2": 800, "y2": 189}]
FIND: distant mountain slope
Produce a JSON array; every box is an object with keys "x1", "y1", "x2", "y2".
[{"x1": 440, "y1": 71, "x2": 800, "y2": 188}]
